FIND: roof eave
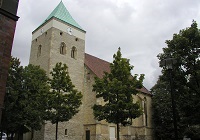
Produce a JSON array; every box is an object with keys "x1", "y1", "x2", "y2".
[{"x1": 32, "y1": 17, "x2": 86, "y2": 34}]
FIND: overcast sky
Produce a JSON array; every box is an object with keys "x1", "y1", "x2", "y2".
[{"x1": 12, "y1": 0, "x2": 200, "y2": 90}]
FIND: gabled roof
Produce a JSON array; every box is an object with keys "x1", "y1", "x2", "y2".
[
  {"x1": 34, "y1": 1, "x2": 85, "y2": 32},
  {"x1": 84, "y1": 53, "x2": 151, "y2": 95},
  {"x1": 85, "y1": 53, "x2": 110, "y2": 79}
]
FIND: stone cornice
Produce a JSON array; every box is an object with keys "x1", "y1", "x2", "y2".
[{"x1": 0, "y1": 8, "x2": 19, "y2": 21}]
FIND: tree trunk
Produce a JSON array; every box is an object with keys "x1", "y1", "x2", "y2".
[
  {"x1": 17, "y1": 132, "x2": 23, "y2": 140},
  {"x1": 10, "y1": 132, "x2": 14, "y2": 140},
  {"x1": 31, "y1": 129, "x2": 34, "y2": 140},
  {"x1": 0, "y1": 130, "x2": 3, "y2": 140},
  {"x1": 17, "y1": 126, "x2": 23, "y2": 140},
  {"x1": 55, "y1": 120, "x2": 58, "y2": 140},
  {"x1": 117, "y1": 123, "x2": 120, "y2": 140}
]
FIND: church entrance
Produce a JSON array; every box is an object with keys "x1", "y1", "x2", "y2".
[
  {"x1": 86, "y1": 130, "x2": 90, "y2": 140},
  {"x1": 110, "y1": 126, "x2": 116, "y2": 140}
]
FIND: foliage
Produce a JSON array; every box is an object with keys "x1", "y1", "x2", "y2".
[
  {"x1": 22, "y1": 64, "x2": 50, "y2": 130},
  {"x1": 2, "y1": 60, "x2": 82, "y2": 140},
  {"x1": 2, "y1": 57, "x2": 50, "y2": 139},
  {"x1": 2, "y1": 57, "x2": 24, "y2": 134},
  {"x1": 184, "y1": 126, "x2": 200, "y2": 140},
  {"x1": 92, "y1": 48, "x2": 144, "y2": 140},
  {"x1": 47, "y1": 62, "x2": 82, "y2": 140},
  {"x1": 151, "y1": 76, "x2": 175, "y2": 140},
  {"x1": 152, "y1": 21, "x2": 200, "y2": 139}
]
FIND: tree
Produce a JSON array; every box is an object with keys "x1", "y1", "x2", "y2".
[
  {"x1": 2, "y1": 57, "x2": 50, "y2": 140},
  {"x1": 22, "y1": 64, "x2": 50, "y2": 138},
  {"x1": 1, "y1": 57, "x2": 24, "y2": 139},
  {"x1": 152, "y1": 21, "x2": 200, "y2": 139},
  {"x1": 47, "y1": 62, "x2": 82, "y2": 140},
  {"x1": 92, "y1": 48, "x2": 144, "y2": 140},
  {"x1": 151, "y1": 76, "x2": 175, "y2": 140}
]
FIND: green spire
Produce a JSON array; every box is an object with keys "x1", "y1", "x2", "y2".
[{"x1": 44, "y1": 1, "x2": 84, "y2": 31}]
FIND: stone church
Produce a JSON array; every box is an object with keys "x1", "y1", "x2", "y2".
[{"x1": 28, "y1": 1, "x2": 153, "y2": 140}]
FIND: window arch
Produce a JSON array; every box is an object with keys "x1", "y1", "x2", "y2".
[
  {"x1": 143, "y1": 97, "x2": 148, "y2": 126},
  {"x1": 71, "y1": 46, "x2": 77, "y2": 59},
  {"x1": 60, "y1": 42, "x2": 66, "y2": 55},
  {"x1": 37, "y1": 45, "x2": 42, "y2": 57},
  {"x1": 136, "y1": 95, "x2": 145, "y2": 126}
]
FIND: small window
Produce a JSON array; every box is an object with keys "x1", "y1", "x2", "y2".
[
  {"x1": 65, "y1": 129, "x2": 68, "y2": 135},
  {"x1": 37, "y1": 45, "x2": 42, "y2": 57},
  {"x1": 60, "y1": 32, "x2": 63, "y2": 36},
  {"x1": 71, "y1": 46, "x2": 77, "y2": 59},
  {"x1": 60, "y1": 42, "x2": 66, "y2": 55},
  {"x1": 144, "y1": 97, "x2": 148, "y2": 126}
]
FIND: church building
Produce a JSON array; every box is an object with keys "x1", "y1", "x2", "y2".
[{"x1": 29, "y1": 2, "x2": 153, "y2": 140}]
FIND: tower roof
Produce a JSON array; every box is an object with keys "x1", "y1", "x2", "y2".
[{"x1": 34, "y1": 1, "x2": 85, "y2": 32}]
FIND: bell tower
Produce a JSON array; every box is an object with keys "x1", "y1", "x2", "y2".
[
  {"x1": 29, "y1": 2, "x2": 86, "y2": 140},
  {"x1": 29, "y1": 1, "x2": 86, "y2": 77}
]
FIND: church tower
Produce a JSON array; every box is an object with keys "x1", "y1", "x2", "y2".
[{"x1": 29, "y1": 2, "x2": 86, "y2": 140}]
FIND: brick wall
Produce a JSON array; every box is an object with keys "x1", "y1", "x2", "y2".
[{"x1": 0, "y1": 13, "x2": 17, "y2": 122}]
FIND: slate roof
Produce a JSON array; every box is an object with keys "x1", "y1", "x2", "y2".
[
  {"x1": 34, "y1": 1, "x2": 85, "y2": 33},
  {"x1": 85, "y1": 53, "x2": 110, "y2": 79},
  {"x1": 84, "y1": 53, "x2": 152, "y2": 95}
]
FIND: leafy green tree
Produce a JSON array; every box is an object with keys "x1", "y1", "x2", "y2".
[
  {"x1": 152, "y1": 21, "x2": 200, "y2": 139},
  {"x1": 151, "y1": 76, "x2": 175, "y2": 140},
  {"x1": 22, "y1": 64, "x2": 50, "y2": 135},
  {"x1": 2, "y1": 57, "x2": 50, "y2": 140},
  {"x1": 47, "y1": 62, "x2": 82, "y2": 140},
  {"x1": 1, "y1": 57, "x2": 24, "y2": 139},
  {"x1": 92, "y1": 48, "x2": 144, "y2": 140}
]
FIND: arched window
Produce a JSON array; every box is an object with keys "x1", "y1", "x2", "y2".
[
  {"x1": 144, "y1": 97, "x2": 148, "y2": 126},
  {"x1": 37, "y1": 45, "x2": 42, "y2": 57},
  {"x1": 71, "y1": 46, "x2": 77, "y2": 59},
  {"x1": 136, "y1": 95, "x2": 144, "y2": 126},
  {"x1": 60, "y1": 42, "x2": 66, "y2": 55}
]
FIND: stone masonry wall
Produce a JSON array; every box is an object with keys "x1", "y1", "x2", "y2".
[
  {"x1": 83, "y1": 66, "x2": 154, "y2": 140},
  {"x1": 30, "y1": 26, "x2": 85, "y2": 140}
]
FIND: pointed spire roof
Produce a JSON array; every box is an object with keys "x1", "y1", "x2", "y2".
[
  {"x1": 34, "y1": 1, "x2": 85, "y2": 32},
  {"x1": 46, "y1": 1, "x2": 83, "y2": 30}
]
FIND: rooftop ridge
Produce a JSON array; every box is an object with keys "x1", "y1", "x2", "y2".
[
  {"x1": 84, "y1": 53, "x2": 151, "y2": 95},
  {"x1": 85, "y1": 53, "x2": 110, "y2": 64}
]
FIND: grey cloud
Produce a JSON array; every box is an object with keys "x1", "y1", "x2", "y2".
[{"x1": 12, "y1": 0, "x2": 200, "y2": 90}]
